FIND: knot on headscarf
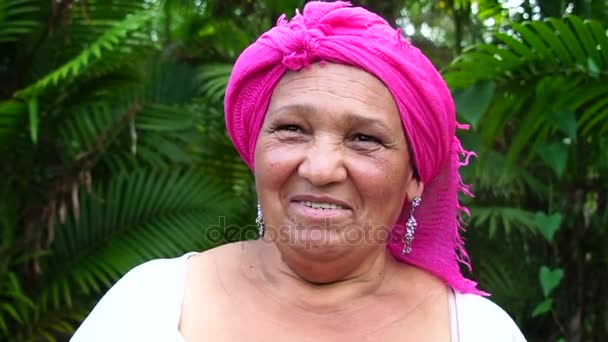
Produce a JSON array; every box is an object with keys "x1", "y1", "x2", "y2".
[
  {"x1": 272, "y1": 13, "x2": 326, "y2": 70},
  {"x1": 266, "y1": 6, "x2": 333, "y2": 69},
  {"x1": 225, "y1": 1, "x2": 485, "y2": 295},
  {"x1": 263, "y1": 1, "x2": 412, "y2": 71}
]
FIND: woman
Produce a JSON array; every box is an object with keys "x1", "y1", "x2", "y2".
[{"x1": 72, "y1": 2, "x2": 526, "y2": 341}]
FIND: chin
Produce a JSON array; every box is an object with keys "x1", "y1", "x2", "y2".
[
  {"x1": 282, "y1": 235, "x2": 350, "y2": 261},
  {"x1": 274, "y1": 221, "x2": 364, "y2": 254},
  {"x1": 281, "y1": 248, "x2": 359, "y2": 284}
]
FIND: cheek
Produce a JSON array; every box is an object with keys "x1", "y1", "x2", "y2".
[
  {"x1": 349, "y1": 155, "x2": 410, "y2": 222},
  {"x1": 254, "y1": 138, "x2": 302, "y2": 194}
]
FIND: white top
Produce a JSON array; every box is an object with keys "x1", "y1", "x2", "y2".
[{"x1": 71, "y1": 253, "x2": 527, "y2": 342}]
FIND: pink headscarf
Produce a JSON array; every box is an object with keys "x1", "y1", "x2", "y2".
[{"x1": 225, "y1": 1, "x2": 483, "y2": 294}]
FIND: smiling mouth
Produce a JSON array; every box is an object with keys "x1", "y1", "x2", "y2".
[{"x1": 296, "y1": 200, "x2": 345, "y2": 210}]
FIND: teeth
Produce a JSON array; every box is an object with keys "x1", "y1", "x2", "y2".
[{"x1": 300, "y1": 201, "x2": 344, "y2": 210}]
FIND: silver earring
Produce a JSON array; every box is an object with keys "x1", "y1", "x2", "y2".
[
  {"x1": 256, "y1": 202, "x2": 265, "y2": 238},
  {"x1": 402, "y1": 197, "x2": 421, "y2": 255}
]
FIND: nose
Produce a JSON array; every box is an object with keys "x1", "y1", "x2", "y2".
[{"x1": 297, "y1": 140, "x2": 347, "y2": 186}]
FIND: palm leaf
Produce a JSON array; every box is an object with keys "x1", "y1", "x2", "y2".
[
  {"x1": 15, "y1": 9, "x2": 158, "y2": 99},
  {"x1": 446, "y1": 16, "x2": 608, "y2": 166},
  {"x1": 0, "y1": 99, "x2": 26, "y2": 154},
  {"x1": 196, "y1": 63, "x2": 233, "y2": 104},
  {"x1": 37, "y1": 168, "x2": 241, "y2": 312},
  {"x1": 0, "y1": 0, "x2": 39, "y2": 43},
  {"x1": 468, "y1": 206, "x2": 537, "y2": 238}
]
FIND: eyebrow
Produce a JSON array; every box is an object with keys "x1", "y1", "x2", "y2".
[{"x1": 268, "y1": 103, "x2": 394, "y2": 132}]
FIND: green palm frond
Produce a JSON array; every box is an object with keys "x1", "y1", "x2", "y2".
[
  {"x1": 55, "y1": 59, "x2": 200, "y2": 166},
  {"x1": 0, "y1": 0, "x2": 39, "y2": 43},
  {"x1": 475, "y1": 251, "x2": 533, "y2": 323},
  {"x1": 58, "y1": 102, "x2": 122, "y2": 160},
  {"x1": 130, "y1": 103, "x2": 200, "y2": 167},
  {"x1": 100, "y1": 102, "x2": 251, "y2": 191},
  {"x1": 21, "y1": 0, "x2": 151, "y2": 85},
  {"x1": 0, "y1": 272, "x2": 34, "y2": 335},
  {"x1": 57, "y1": 100, "x2": 199, "y2": 168},
  {"x1": 99, "y1": 102, "x2": 200, "y2": 172},
  {"x1": 16, "y1": 9, "x2": 158, "y2": 100},
  {"x1": 447, "y1": 17, "x2": 608, "y2": 86},
  {"x1": 37, "y1": 168, "x2": 241, "y2": 312},
  {"x1": 466, "y1": 218, "x2": 537, "y2": 324},
  {"x1": 0, "y1": 99, "x2": 25, "y2": 153},
  {"x1": 196, "y1": 63, "x2": 233, "y2": 104},
  {"x1": 136, "y1": 103, "x2": 198, "y2": 131},
  {"x1": 10, "y1": 304, "x2": 89, "y2": 342},
  {"x1": 143, "y1": 59, "x2": 199, "y2": 104},
  {"x1": 193, "y1": 129, "x2": 253, "y2": 192},
  {"x1": 7, "y1": 7, "x2": 159, "y2": 147},
  {"x1": 461, "y1": 147, "x2": 548, "y2": 200},
  {"x1": 74, "y1": 0, "x2": 150, "y2": 20},
  {"x1": 447, "y1": 16, "x2": 608, "y2": 165},
  {"x1": 476, "y1": 1, "x2": 507, "y2": 21},
  {"x1": 468, "y1": 206, "x2": 537, "y2": 238}
]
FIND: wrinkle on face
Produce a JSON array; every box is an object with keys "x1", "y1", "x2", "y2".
[{"x1": 275, "y1": 70, "x2": 395, "y2": 108}]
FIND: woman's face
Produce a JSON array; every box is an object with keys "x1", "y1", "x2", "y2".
[{"x1": 254, "y1": 63, "x2": 421, "y2": 281}]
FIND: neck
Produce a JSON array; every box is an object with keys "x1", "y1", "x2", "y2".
[{"x1": 248, "y1": 240, "x2": 399, "y2": 313}]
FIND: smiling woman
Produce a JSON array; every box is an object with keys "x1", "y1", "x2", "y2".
[
  {"x1": 254, "y1": 63, "x2": 420, "y2": 283},
  {"x1": 71, "y1": 2, "x2": 526, "y2": 341}
]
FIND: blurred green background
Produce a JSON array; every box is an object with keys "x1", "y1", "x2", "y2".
[{"x1": 1, "y1": 0, "x2": 607, "y2": 341}]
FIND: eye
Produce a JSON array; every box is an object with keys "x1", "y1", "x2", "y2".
[
  {"x1": 277, "y1": 124, "x2": 302, "y2": 132},
  {"x1": 353, "y1": 133, "x2": 381, "y2": 144},
  {"x1": 349, "y1": 133, "x2": 384, "y2": 151},
  {"x1": 271, "y1": 124, "x2": 307, "y2": 142}
]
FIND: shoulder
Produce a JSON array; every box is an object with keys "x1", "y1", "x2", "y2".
[
  {"x1": 186, "y1": 240, "x2": 255, "y2": 274},
  {"x1": 181, "y1": 241, "x2": 256, "y2": 296},
  {"x1": 455, "y1": 292, "x2": 527, "y2": 342},
  {"x1": 71, "y1": 253, "x2": 196, "y2": 341}
]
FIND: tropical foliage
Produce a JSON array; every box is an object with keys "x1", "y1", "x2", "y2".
[
  {"x1": 0, "y1": 0, "x2": 606, "y2": 341},
  {"x1": 0, "y1": 0, "x2": 272, "y2": 339},
  {"x1": 444, "y1": 3, "x2": 608, "y2": 341}
]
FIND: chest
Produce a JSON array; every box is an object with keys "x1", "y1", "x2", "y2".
[{"x1": 179, "y1": 287, "x2": 451, "y2": 342}]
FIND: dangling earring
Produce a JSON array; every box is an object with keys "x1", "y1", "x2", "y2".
[
  {"x1": 402, "y1": 197, "x2": 421, "y2": 255},
  {"x1": 256, "y1": 202, "x2": 265, "y2": 238}
]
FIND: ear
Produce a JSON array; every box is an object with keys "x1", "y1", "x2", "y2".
[{"x1": 405, "y1": 177, "x2": 424, "y2": 202}]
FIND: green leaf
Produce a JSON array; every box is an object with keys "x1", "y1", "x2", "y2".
[
  {"x1": 475, "y1": 44, "x2": 521, "y2": 67},
  {"x1": 532, "y1": 298, "x2": 553, "y2": 317},
  {"x1": 0, "y1": 0, "x2": 39, "y2": 42},
  {"x1": 535, "y1": 142, "x2": 568, "y2": 178},
  {"x1": 14, "y1": 9, "x2": 156, "y2": 99},
  {"x1": 452, "y1": 81, "x2": 495, "y2": 129},
  {"x1": 586, "y1": 57, "x2": 600, "y2": 78},
  {"x1": 545, "y1": 110, "x2": 577, "y2": 140},
  {"x1": 529, "y1": 20, "x2": 573, "y2": 64},
  {"x1": 550, "y1": 18, "x2": 587, "y2": 66},
  {"x1": 1, "y1": 303, "x2": 22, "y2": 323},
  {"x1": 27, "y1": 97, "x2": 38, "y2": 143},
  {"x1": 568, "y1": 16, "x2": 600, "y2": 68},
  {"x1": 0, "y1": 315, "x2": 7, "y2": 335},
  {"x1": 0, "y1": 99, "x2": 26, "y2": 148},
  {"x1": 513, "y1": 22, "x2": 551, "y2": 60},
  {"x1": 36, "y1": 168, "x2": 242, "y2": 312},
  {"x1": 539, "y1": 266, "x2": 564, "y2": 297},
  {"x1": 534, "y1": 212, "x2": 563, "y2": 243},
  {"x1": 588, "y1": 21, "x2": 608, "y2": 68},
  {"x1": 495, "y1": 32, "x2": 533, "y2": 59}
]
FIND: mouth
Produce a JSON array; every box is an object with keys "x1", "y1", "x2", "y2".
[
  {"x1": 288, "y1": 195, "x2": 353, "y2": 222},
  {"x1": 289, "y1": 194, "x2": 352, "y2": 210},
  {"x1": 296, "y1": 200, "x2": 346, "y2": 210}
]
